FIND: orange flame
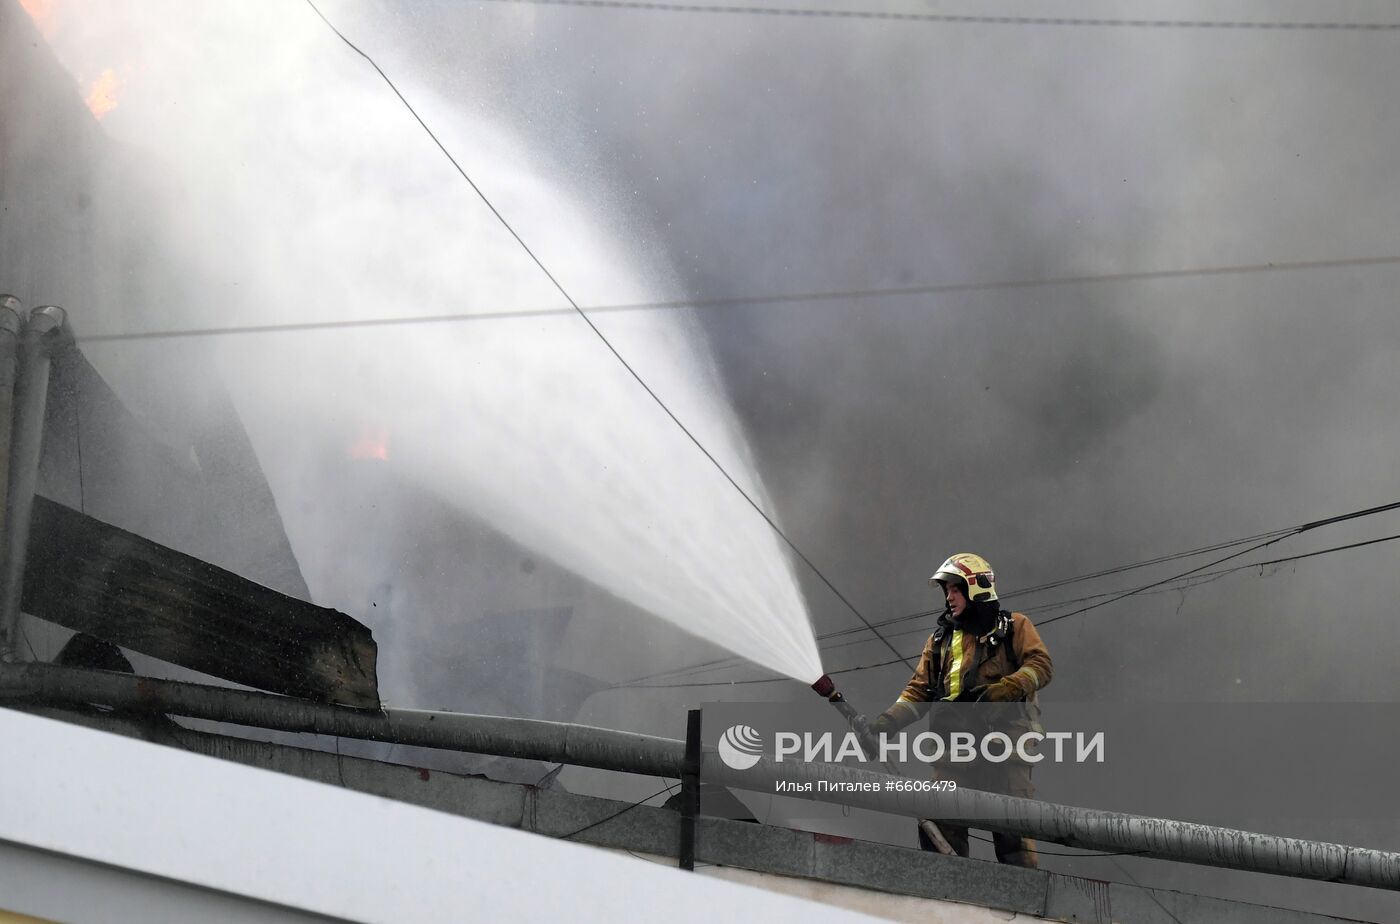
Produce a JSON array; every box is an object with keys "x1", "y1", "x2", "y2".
[
  {"x1": 349, "y1": 426, "x2": 390, "y2": 461},
  {"x1": 18, "y1": 0, "x2": 59, "y2": 41},
  {"x1": 85, "y1": 67, "x2": 124, "y2": 120}
]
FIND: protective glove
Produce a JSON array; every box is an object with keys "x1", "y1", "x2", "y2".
[
  {"x1": 977, "y1": 677, "x2": 1024, "y2": 703},
  {"x1": 869, "y1": 712, "x2": 899, "y2": 737},
  {"x1": 956, "y1": 685, "x2": 987, "y2": 703}
]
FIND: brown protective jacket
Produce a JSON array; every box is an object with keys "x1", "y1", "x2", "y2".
[{"x1": 883, "y1": 610, "x2": 1053, "y2": 730}]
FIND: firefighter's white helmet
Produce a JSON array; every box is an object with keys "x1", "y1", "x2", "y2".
[{"x1": 929, "y1": 552, "x2": 998, "y2": 603}]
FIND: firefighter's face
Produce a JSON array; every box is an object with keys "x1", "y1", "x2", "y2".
[{"x1": 943, "y1": 581, "x2": 968, "y2": 618}]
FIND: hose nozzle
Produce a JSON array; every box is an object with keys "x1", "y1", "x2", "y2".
[{"x1": 810, "y1": 673, "x2": 836, "y2": 699}]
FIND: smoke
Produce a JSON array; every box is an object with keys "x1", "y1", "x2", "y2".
[
  {"x1": 400, "y1": 0, "x2": 1400, "y2": 660},
  {"x1": 16, "y1": 1, "x2": 1400, "y2": 917},
  {"x1": 344, "y1": 4, "x2": 1400, "y2": 917},
  {"x1": 29, "y1": 0, "x2": 823, "y2": 699}
]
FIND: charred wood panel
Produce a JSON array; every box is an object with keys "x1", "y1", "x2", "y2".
[{"x1": 22, "y1": 495, "x2": 379, "y2": 709}]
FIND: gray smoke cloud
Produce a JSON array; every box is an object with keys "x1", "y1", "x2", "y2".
[
  {"x1": 361, "y1": 3, "x2": 1400, "y2": 916},
  {"x1": 394, "y1": 1, "x2": 1400, "y2": 662},
  {"x1": 9, "y1": 0, "x2": 1400, "y2": 917}
]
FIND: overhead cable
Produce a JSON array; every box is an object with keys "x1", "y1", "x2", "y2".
[
  {"x1": 475, "y1": 0, "x2": 1400, "y2": 31},
  {"x1": 303, "y1": 0, "x2": 913, "y2": 669},
  {"x1": 77, "y1": 253, "x2": 1400, "y2": 344},
  {"x1": 1035, "y1": 500, "x2": 1400, "y2": 627},
  {"x1": 561, "y1": 782, "x2": 679, "y2": 839},
  {"x1": 620, "y1": 510, "x2": 1351, "y2": 685},
  {"x1": 996, "y1": 526, "x2": 1297, "y2": 599},
  {"x1": 627, "y1": 521, "x2": 1400, "y2": 688},
  {"x1": 620, "y1": 609, "x2": 942, "y2": 686}
]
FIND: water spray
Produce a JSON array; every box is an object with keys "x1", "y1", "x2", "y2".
[{"x1": 809, "y1": 673, "x2": 955, "y2": 855}]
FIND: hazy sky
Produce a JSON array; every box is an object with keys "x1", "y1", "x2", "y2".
[{"x1": 12, "y1": 0, "x2": 1400, "y2": 918}]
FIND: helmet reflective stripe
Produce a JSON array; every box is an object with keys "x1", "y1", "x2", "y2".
[{"x1": 929, "y1": 552, "x2": 998, "y2": 603}]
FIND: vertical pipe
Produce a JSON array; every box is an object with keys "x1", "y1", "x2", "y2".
[
  {"x1": 0, "y1": 297, "x2": 22, "y2": 579},
  {"x1": 679, "y1": 708, "x2": 701, "y2": 871},
  {"x1": 0, "y1": 305, "x2": 67, "y2": 662}
]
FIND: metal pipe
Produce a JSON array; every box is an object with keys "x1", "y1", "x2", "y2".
[
  {"x1": 0, "y1": 661, "x2": 685, "y2": 775},
  {"x1": 3, "y1": 661, "x2": 1399, "y2": 891},
  {"x1": 0, "y1": 306, "x2": 66, "y2": 662},
  {"x1": 0, "y1": 297, "x2": 23, "y2": 609},
  {"x1": 703, "y1": 755, "x2": 1400, "y2": 891}
]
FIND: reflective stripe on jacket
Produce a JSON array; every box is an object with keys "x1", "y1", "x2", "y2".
[{"x1": 885, "y1": 611, "x2": 1052, "y2": 728}]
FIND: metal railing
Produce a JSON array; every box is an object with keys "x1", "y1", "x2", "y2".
[{"x1": 2, "y1": 660, "x2": 1398, "y2": 891}]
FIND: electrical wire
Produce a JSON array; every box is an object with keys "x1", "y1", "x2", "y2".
[
  {"x1": 76, "y1": 253, "x2": 1400, "y2": 345},
  {"x1": 1023, "y1": 531, "x2": 1400, "y2": 616},
  {"x1": 625, "y1": 648, "x2": 920, "y2": 687},
  {"x1": 649, "y1": 523, "x2": 1304, "y2": 674},
  {"x1": 18, "y1": 624, "x2": 38, "y2": 661},
  {"x1": 303, "y1": 0, "x2": 913, "y2": 670},
  {"x1": 621, "y1": 503, "x2": 1384, "y2": 686},
  {"x1": 995, "y1": 527, "x2": 1297, "y2": 599},
  {"x1": 628, "y1": 524, "x2": 1400, "y2": 687},
  {"x1": 816, "y1": 539, "x2": 1393, "y2": 653},
  {"x1": 621, "y1": 608, "x2": 943, "y2": 686},
  {"x1": 474, "y1": 0, "x2": 1400, "y2": 31},
  {"x1": 653, "y1": 513, "x2": 1292, "y2": 675},
  {"x1": 626, "y1": 517, "x2": 1296, "y2": 683},
  {"x1": 294, "y1": 1, "x2": 1400, "y2": 687},
  {"x1": 1035, "y1": 500, "x2": 1400, "y2": 628},
  {"x1": 816, "y1": 619, "x2": 938, "y2": 657},
  {"x1": 627, "y1": 523, "x2": 1288, "y2": 680},
  {"x1": 559, "y1": 782, "x2": 679, "y2": 840},
  {"x1": 1111, "y1": 857, "x2": 1186, "y2": 924}
]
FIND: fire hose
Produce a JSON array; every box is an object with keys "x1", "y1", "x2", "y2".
[{"x1": 810, "y1": 673, "x2": 956, "y2": 856}]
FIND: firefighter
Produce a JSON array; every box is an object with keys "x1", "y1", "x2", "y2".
[{"x1": 870, "y1": 552, "x2": 1052, "y2": 867}]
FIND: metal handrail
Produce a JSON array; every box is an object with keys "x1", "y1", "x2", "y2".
[{"x1": 2, "y1": 660, "x2": 1397, "y2": 891}]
